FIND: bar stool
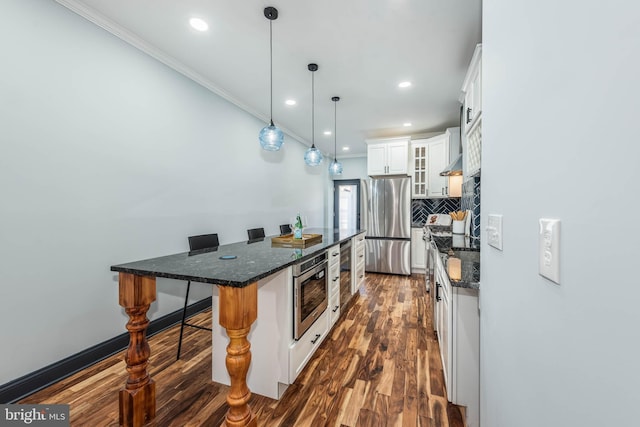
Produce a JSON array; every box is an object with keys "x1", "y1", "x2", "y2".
[
  {"x1": 177, "y1": 233, "x2": 219, "y2": 360},
  {"x1": 280, "y1": 224, "x2": 292, "y2": 235},
  {"x1": 247, "y1": 227, "x2": 265, "y2": 240}
]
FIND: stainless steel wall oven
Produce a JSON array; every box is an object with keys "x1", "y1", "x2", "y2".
[{"x1": 293, "y1": 251, "x2": 328, "y2": 340}]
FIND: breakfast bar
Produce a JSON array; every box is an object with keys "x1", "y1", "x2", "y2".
[{"x1": 110, "y1": 228, "x2": 363, "y2": 427}]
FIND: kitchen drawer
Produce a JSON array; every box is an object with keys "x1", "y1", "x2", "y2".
[
  {"x1": 329, "y1": 293, "x2": 340, "y2": 327},
  {"x1": 355, "y1": 233, "x2": 366, "y2": 249},
  {"x1": 328, "y1": 245, "x2": 340, "y2": 267},
  {"x1": 355, "y1": 260, "x2": 365, "y2": 290},
  {"x1": 289, "y1": 310, "x2": 328, "y2": 382},
  {"x1": 329, "y1": 262, "x2": 340, "y2": 298}
]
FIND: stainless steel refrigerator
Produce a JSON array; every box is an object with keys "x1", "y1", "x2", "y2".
[{"x1": 361, "y1": 177, "x2": 411, "y2": 275}]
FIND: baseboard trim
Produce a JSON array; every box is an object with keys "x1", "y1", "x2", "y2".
[{"x1": 0, "y1": 297, "x2": 212, "y2": 404}]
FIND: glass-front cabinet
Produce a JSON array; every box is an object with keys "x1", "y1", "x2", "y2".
[{"x1": 410, "y1": 141, "x2": 428, "y2": 198}]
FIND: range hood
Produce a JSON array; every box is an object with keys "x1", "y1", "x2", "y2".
[{"x1": 440, "y1": 153, "x2": 463, "y2": 176}]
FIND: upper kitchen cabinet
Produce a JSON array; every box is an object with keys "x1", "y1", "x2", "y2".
[
  {"x1": 461, "y1": 44, "x2": 482, "y2": 178},
  {"x1": 410, "y1": 141, "x2": 428, "y2": 197},
  {"x1": 366, "y1": 137, "x2": 410, "y2": 176},
  {"x1": 410, "y1": 128, "x2": 462, "y2": 199}
]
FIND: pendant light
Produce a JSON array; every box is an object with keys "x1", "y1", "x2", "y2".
[
  {"x1": 304, "y1": 63, "x2": 323, "y2": 166},
  {"x1": 259, "y1": 7, "x2": 284, "y2": 151},
  {"x1": 328, "y1": 96, "x2": 343, "y2": 175}
]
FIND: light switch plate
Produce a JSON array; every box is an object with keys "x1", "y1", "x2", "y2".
[
  {"x1": 539, "y1": 218, "x2": 560, "y2": 284},
  {"x1": 487, "y1": 214, "x2": 503, "y2": 250}
]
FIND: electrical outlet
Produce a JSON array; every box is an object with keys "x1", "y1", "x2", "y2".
[
  {"x1": 486, "y1": 214, "x2": 503, "y2": 250},
  {"x1": 539, "y1": 218, "x2": 560, "y2": 284}
]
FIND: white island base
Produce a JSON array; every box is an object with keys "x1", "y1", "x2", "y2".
[{"x1": 211, "y1": 267, "x2": 330, "y2": 399}]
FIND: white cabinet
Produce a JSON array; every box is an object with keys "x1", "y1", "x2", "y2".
[
  {"x1": 353, "y1": 233, "x2": 366, "y2": 292},
  {"x1": 410, "y1": 130, "x2": 461, "y2": 199},
  {"x1": 366, "y1": 137, "x2": 409, "y2": 176},
  {"x1": 427, "y1": 136, "x2": 450, "y2": 198},
  {"x1": 289, "y1": 310, "x2": 329, "y2": 382},
  {"x1": 452, "y1": 287, "x2": 480, "y2": 427},
  {"x1": 460, "y1": 44, "x2": 482, "y2": 178},
  {"x1": 411, "y1": 228, "x2": 426, "y2": 272},
  {"x1": 327, "y1": 244, "x2": 341, "y2": 328},
  {"x1": 410, "y1": 142, "x2": 428, "y2": 198},
  {"x1": 434, "y1": 256, "x2": 452, "y2": 393},
  {"x1": 433, "y1": 251, "x2": 480, "y2": 427}
]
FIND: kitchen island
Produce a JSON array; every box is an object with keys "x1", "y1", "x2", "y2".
[{"x1": 111, "y1": 227, "x2": 364, "y2": 427}]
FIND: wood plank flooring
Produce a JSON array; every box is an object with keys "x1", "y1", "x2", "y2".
[{"x1": 20, "y1": 273, "x2": 465, "y2": 426}]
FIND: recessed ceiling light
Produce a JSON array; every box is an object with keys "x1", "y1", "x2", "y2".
[
  {"x1": 189, "y1": 18, "x2": 209, "y2": 32},
  {"x1": 285, "y1": 99, "x2": 296, "y2": 106},
  {"x1": 403, "y1": 122, "x2": 412, "y2": 127},
  {"x1": 342, "y1": 146, "x2": 350, "y2": 151},
  {"x1": 324, "y1": 131, "x2": 332, "y2": 136},
  {"x1": 398, "y1": 81, "x2": 412, "y2": 88}
]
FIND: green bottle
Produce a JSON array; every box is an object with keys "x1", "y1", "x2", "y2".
[{"x1": 294, "y1": 214, "x2": 303, "y2": 239}]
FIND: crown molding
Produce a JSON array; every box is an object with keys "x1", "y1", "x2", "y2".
[{"x1": 54, "y1": 0, "x2": 308, "y2": 146}]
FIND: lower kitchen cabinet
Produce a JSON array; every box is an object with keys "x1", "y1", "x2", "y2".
[
  {"x1": 328, "y1": 244, "x2": 341, "y2": 328},
  {"x1": 451, "y1": 287, "x2": 480, "y2": 427},
  {"x1": 434, "y1": 254, "x2": 480, "y2": 427},
  {"x1": 353, "y1": 232, "x2": 366, "y2": 292},
  {"x1": 411, "y1": 228, "x2": 426, "y2": 272}
]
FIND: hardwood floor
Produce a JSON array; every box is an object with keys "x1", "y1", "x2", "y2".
[{"x1": 20, "y1": 273, "x2": 465, "y2": 426}]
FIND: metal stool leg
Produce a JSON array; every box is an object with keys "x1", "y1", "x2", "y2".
[{"x1": 177, "y1": 280, "x2": 191, "y2": 360}]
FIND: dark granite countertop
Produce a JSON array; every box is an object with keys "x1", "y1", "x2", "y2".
[
  {"x1": 430, "y1": 234, "x2": 480, "y2": 290},
  {"x1": 111, "y1": 228, "x2": 364, "y2": 288}
]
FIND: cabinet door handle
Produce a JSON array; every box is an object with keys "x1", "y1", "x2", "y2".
[
  {"x1": 436, "y1": 283, "x2": 441, "y2": 301},
  {"x1": 332, "y1": 305, "x2": 339, "y2": 313},
  {"x1": 332, "y1": 252, "x2": 339, "y2": 257},
  {"x1": 466, "y1": 107, "x2": 472, "y2": 124},
  {"x1": 311, "y1": 333, "x2": 322, "y2": 344},
  {"x1": 359, "y1": 274, "x2": 364, "y2": 278},
  {"x1": 333, "y1": 276, "x2": 339, "y2": 282}
]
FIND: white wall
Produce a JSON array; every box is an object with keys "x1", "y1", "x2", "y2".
[
  {"x1": 0, "y1": 0, "x2": 327, "y2": 384},
  {"x1": 482, "y1": 1, "x2": 640, "y2": 426},
  {"x1": 332, "y1": 156, "x2": 368, "y2": 182}
]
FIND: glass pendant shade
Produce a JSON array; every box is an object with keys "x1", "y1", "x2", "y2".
[
  {"x1": 304, "y1": 145, "x2": 323, "y2": 166},
  {"x1": 259, "y1": 121, "x2": 284, "y2": 151},
  {"x1": 329, "y1": 95, "x2": 342, "y2": 176},
  {"x1": 304, "y1": 63, "x2": 323, "y2": 166},
  {"x1": 329, "y1": 159, "x2": 343, "y2": 175},
  {"x1": 260, "y1": 7, "x2": 283, "y2": 151}
]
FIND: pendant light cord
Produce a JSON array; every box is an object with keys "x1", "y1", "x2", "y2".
[
  {"x1": 333, "y1": 99, "x2": 337, "y2": 161},
  {"x1": 269, "y1": 19, "x2": 273, "y2": 125},
  {"x1": 311, "y1": 71, "x2": 315, "y2": 148}
]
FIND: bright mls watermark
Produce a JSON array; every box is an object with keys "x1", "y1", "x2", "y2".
[{"x1": 0, "y1": 405, "x2": 69, "y2": 426}]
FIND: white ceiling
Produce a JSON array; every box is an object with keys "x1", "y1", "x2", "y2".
[{"x1": 56, "y1": 0, "x2": 481, "y2": 158}]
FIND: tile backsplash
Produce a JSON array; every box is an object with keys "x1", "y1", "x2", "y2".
[
  {"x1": 411, "y1": 198, "x2": 461, "y2": 225},
  {"x1": 461, "y1": 177, "x2": 481, "y2": 240}
]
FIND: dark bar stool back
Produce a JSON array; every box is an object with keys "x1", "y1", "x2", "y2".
[
  {"x1": 279, "y1": 224, "x2": 292, "y2": 235},
  {"x1": 177, "y1": 233, "x2": 219, "y2": 360},
  {"x1": 247, "y1": 228, "x2": 265, "y2": 240}
]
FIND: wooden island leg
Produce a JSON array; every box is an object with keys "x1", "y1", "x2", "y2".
[
  {"x1": 118, "y1": 273, "x2": 157, "y2": 427},
  {"x1": 218, "y1": 282, "x2": 258, "y2": 427}
]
